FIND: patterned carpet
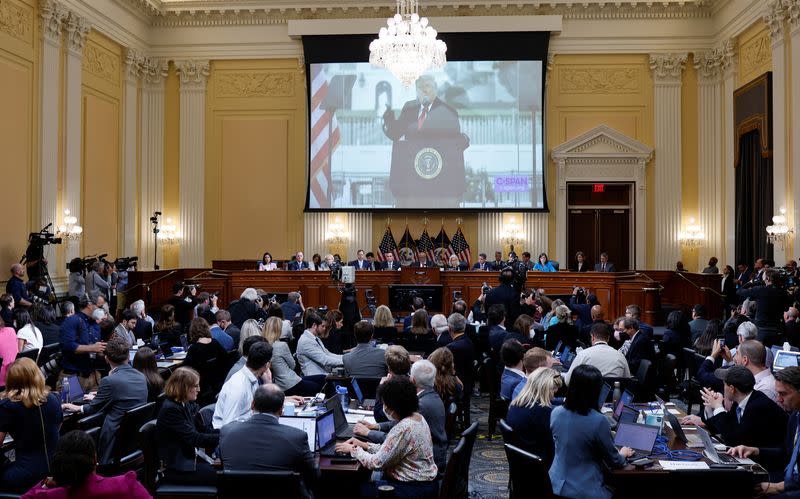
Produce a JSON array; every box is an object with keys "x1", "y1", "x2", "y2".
[{"x1": 462, "y1": 394, "x2": 510, "y2": 499}]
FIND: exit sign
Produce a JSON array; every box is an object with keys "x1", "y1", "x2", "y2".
[{"x1": 593, "y1": 183, "x2": 605, "y2": 193}]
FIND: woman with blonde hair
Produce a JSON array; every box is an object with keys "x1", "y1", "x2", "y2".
[
  {"x1": 506, "y1": 367, "x2": 563, "y2": 467},
  {"x1": 264, "y1": 317, "x2": 322, "y2": 396},
  {"x1": 0, "y1": 358, "x2": 62, "y2": 492},
  {"x1": 237, "y1": 319, "x2": 263, "y2": 355},
  {"x1": 427, "y1": 347, "x2": 463, "y2": 402},
  {"x1": 372, "y1": 305, "x2": 397, "y2": 343}
]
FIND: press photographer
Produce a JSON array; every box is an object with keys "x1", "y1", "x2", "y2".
[
  {"x1": 737, "y1": 268, "x2": 794, "y2": 347},
  {"x1": 484, "y1": 267, "x2": 522, "y2": 327}
]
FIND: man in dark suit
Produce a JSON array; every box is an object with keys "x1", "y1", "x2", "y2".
[
  {"x1": 735, "y1": 263, "x2": 752, "y2": 288},
  {"x1": 219, "y1": 384, "x2": 318, "y2": 498},
  {"x1": 484, "y1": 268, "x2": 521, "y2": 328},
  {"x1": 61, "y1": 335, "x2": 148, "y2": 464},
  {"x1": 702, "y1": 366, "x2": 787, "y2": 448},
  {"x1": 410, "y1": 251, "x2": 434, "y2": 268},
  {"x1": 490, "y1": 251, "x2": 505, "y2": 271},
  {"x1": 383, "y1": 75, "x2": 466, "y2": 208},
  {"x1": 343, "y1": 321, "x2": 388, "y2": 378},
  {"x1": 446, "y1": 313, "x2": 476, "y2": 397},
  {"x1": 379, "y1": 252, "x2": 400, "y2": 271},
  {"x1": 786, "y1": 307, "x2": 800, "y2": 347},
  {"x1": 624, "y1": 304, "x2": 654, "y2": 339},
  {"x1": 594, "y1": 252, "x2": 616, "y2": 272},
  {"x1": 622, "y1": 318, "x2": 655, "y2": 376},
  {"x1": 737, "y1": 268, "x2": 793, "y2": 347},
  {"x1": 472, "y1": 253, "x2": 491, "y2": 271},
  {"x1": 287, "y1": 251, "x2": 309, "y2": 271},
  {"x1": 348, "y1": 249, "x2": 371, "y2": 270},
  {"x1": 451, "y1": 300, "x2": 477, "y2": 341}
]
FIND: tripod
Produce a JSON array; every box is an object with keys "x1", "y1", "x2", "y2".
[{"x1": 150, "y1": 211, "x2": 161, "y2": 270}]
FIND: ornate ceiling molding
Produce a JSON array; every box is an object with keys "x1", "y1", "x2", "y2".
[{"x1": 122, "y1": 0, "x2": 719, "y2": 27}]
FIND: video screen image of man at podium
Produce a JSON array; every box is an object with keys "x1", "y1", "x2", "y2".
[{"x1": 382, "y1": 75, "x2": 469, "y2": 208}]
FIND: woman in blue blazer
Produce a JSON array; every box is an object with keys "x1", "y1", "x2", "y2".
[
  {"x1": 549, "y1": 365, "x2": 633, "y2": 499},
  {"x1": 532, "y1": 253, "x2": 557, "y2": 272}
]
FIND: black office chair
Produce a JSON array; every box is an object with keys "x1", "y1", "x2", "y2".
[
  {"x1": 36, "y1": 342, "x2": 60, "y2": 368},
  {"x1": 139, "y1": 420, "x2": 217, "y2": 498},
  {"x1": 446, "y1": 422, "x2": 479, "y2": 499},
  {"x1": 16, "y1": 348, "x2": 38, "y2": 362},
  {"x1": 444, "y1": 400, "x2": 458, "y2": 441},
  {"x1": 101, "y1": 401, "x2": 157, "y2": 476},
  {"x1": 195, "y1": 403, "x2": 216, "y2": 432},
  {"x1": 484, "y1": 357, "x2": 508, "y2": 439},
  {"x1": 504, "y1": 443, "x2": 553, "y2": 499},
  {"x1": 216, "y1": 470, "x2": 303, "y2": 498},
  {"x1": 354, "y1": 377, "x2": 381, "y2": 400},
  {"x1": 438, "y1": 437, "x2": 466, "y2": 499},
  {"x1": 77, "y1": 411, "x2": 105, "y2": 431},
  {"x1": 498, "y1": 418, "x2": 517, "y2": 447}
]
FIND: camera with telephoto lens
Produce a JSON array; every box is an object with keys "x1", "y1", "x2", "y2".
[
  {"x1": 113, "y1": 256, "x2": 138, "y2": 271},
  {"x1": 28, "y1": 229, "x2": 61, "y2": 246},
  {"x1": 481, "y1": 282, "x2": 492, "y2": 294},
  {"x1": 329, "y1": 261, "x2": 343, "y2": 282}
]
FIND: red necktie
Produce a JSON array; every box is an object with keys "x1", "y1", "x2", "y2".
[{"x1": 418, "y1": 105, "x2": 429, "y2": 130}]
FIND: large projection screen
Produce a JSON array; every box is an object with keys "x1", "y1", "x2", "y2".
[{"x1": 303, "y1": 32, "x2": 550, "y2": 212}]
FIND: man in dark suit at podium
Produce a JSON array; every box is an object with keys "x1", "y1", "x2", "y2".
[
  {"x1": 288, "y1": 251, "x2": 309, "y2": 271},
  {"x1": 349, "y1": 249, "x2": 371, "y2": 270},
  {"x1": 472, "y1": 253, "x2": 491, "y2": 271},
  {"x1": 382, "y1": 75, "x2": 467, "y2": 208},
  {"x1": 410, "y1": 251, "x2": 434, "y2": 268},
  {"x1": 379, "y1": 253, "x2": 400, "y2": 271},
  {"x1": 594, "y1": 252, "x2": 616, "y2": 272}
]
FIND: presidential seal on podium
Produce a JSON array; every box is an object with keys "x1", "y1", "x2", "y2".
[{"x1": 414, "y1": 147, "x2": 444, "y2": 180}]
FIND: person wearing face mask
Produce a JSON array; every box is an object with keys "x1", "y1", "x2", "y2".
[{"x1": 382, "y1": 74, "x2": 467, "y2": 209}]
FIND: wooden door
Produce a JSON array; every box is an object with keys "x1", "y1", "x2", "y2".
[{"x1": 567, "y1": 183, "x2": 633, "y2": 271}]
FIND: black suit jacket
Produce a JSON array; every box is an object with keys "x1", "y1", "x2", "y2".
[
  {"x1": 384, "y1": 98, "x2": 461, "y2": 142},
  {"x1": 737, "y1": 285, "x2": 791, "y2": 329},
  {"x1": 544, "y1": 323, "x2": 580, "y2": 352},
  {"x1": 722, "y1": 276, "x2": 737, "y2": 305},
  {"x1": 484, "y1": 284, "x2": 521, "y2": 328},
  {"x1": 571, "y1": 262, "x2": 590, "y2": 272},
  {"x1": 219, "y1": 413, "x2": 318, "y2": 498},
  {"x1": 472, "y1": 261, "x2": 491, "y2": 271},
  {"x1": 705, "y1": 390, "x2": 788, "y2": 448},
  {"x1": 490, "y1": 260, "x2": 506, "y2": 271},
  {"x1": 379, "y1": 261, "x2": 400, "y2": 271},
  {"x1": 81, "y1": 364, "x2": 148, "y2": 464},
  {"x1": 447, "y1": 335, "x2": 476, "y2": 392},
  {"x1": 625, "y1": 331, "x2": 655, "y2": 375},
  {"x1": 594, "y1": 262, "x2": 617, "y2": 272},
  {"x1": 157, "y1": 398, "x2": 220, "y2": 473},
  {"x1": 410, "y1": 260, "x2": 434, "y2": 268},
  {"x1": 758, "y1": 411, "x2": 800, "y2": 474}
]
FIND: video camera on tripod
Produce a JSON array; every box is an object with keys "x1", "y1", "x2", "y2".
[{"x1": 28, "y1": 226, "x2": 62, "y2": 247}]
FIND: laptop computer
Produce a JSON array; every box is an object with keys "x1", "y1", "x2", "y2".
[
  {"x1": 664, "y1": 410, "x2": 703, "y2": 448},
  {"x1": 561, "y1": 346, "x2": 577, "y2": 370},
  {"x1": 614, "y1": 422, "x2": 660, "y2": 460},
  {"x1": 618, "y1": 405, "x2": 640, "y2": 425},
  {"x1": 61, "y1": 376, "x2": 87, "y2": 414},
  {"x1": 773, "y1": 350, "x2": 800, "y2": 371},
  {"x1": 317, "y1": 410, "x2": 352, "y2": 458},
  {"x1": 279, "y1": 415, "x2": 317, "y2": 453},
  {"x1": 696, "y1": 426, "x2": 754, "y2": 465},
  {"x1": 350, "y1": 378, "x2": 375, "y2": 410},
  {"x1": 612, "y1": 389, "x2": 635, "y2": 420},
  {"x1": 324, "y1": 396, "x2": 355, "y2": 439}
]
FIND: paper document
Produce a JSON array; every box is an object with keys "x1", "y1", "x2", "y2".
[
  {"x1": 658, "y1": 460, "x2": 709, "y2": 470},
  {"x1": 346, "y1": 414, "x2": 376, "y2": 425},
  {"x1": 348, "y1": 408, "x2": 373, "y2": 416}
]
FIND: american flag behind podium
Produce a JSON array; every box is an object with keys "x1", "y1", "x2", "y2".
[
  {"x1": 450, "y1": 226, "x2": 472, "y2": 264},
  {"x1": 308, "y1": 65, "x2": 340, "y2": 208},
  {"x1": 377, "y1": 226, "x2": 399, "y2": 262},
  {"x1": 417, "y1": 228, "x2": 435, "y2": 263}
]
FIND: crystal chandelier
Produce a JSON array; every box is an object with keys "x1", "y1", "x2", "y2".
[
  {"x1": 500, "y1": 217, "x2": 525, "y2": 253},
  {"x1": 157, "y1": 217, "x2": 181, "y2": 246},
  {"x1": 325, "y1": 218, "x2": 351, "y2": 246},
  {"x1": 766, "y1": 207, "x2": 794, "y2": 249},
  {"x1": 369, "y1": 0, "x2": 447, "y2": 87},
  {"x1": 57, "y1": 209, "x2": 83, "y2": 241},
  {"x1": 678, "y1": 218, "x2": 705, "y2": 248}
]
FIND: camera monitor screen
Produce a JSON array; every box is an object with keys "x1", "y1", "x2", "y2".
[{"x1": 302, "y1": 32, "x2": 549, "y2": 212}]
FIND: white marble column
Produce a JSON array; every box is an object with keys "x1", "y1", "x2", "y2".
[
  {"x1": 38, "y1": 0, "x2": 65, "y2": 233},
  {"x1": 649, "y1": 53, "x2": 687, "y2": 270},
  {"x1": 139, "y1": 58, "x2": 168, "y2": 270},
  {"x1": 478, "y1": 213, "x2": 504, "y2": 256},
  {"x1": 122, "y1": 50, "x2": 143, "y2": 258},
  {"x1": 695, "y1": 42, "x2": 733, "y2": 269},
  {"x1": 765, "y1": 0, "x2": 788, "y2": 262},
  {"x1": 176, "y1": 60, "x2": 209, "y2": 268},
  {"x1": 722, "y1": 45, "x2": 739, "y2": 266},
  {"x1": 63, "y1": 12, "x2": 89, "y2": 263},
  {"x1": 788, "y1": 0, "x2": 800, "y2": 257}
]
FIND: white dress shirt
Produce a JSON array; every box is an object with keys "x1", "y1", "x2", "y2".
[
  {"x1": 564, "y1": 342, "x2": 631, "y2": 385},
  {"x1": 754, "y1": 368, "x2": 779, "y2": 403},
  {"x1": 296, "y1": 330, "x2": 343, "y2": 376},
  {"x1": 212, "y1": 366, "x2": 259, "y2": 429}
]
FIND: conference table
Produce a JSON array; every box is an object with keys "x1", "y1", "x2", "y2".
[{"x1": 126, "y1": 267, "x2": 725, "y2": 326}]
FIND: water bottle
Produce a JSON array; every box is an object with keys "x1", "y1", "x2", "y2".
[
  {"x1": 784, "y1": 341, "x2": 791, "y2": 352},
  {"x1": 612, "y1": 381, "x2": 621, "y2": 408},
  {"x1": 61, "y1": 377, "x2": 71, "y2": 403},
  {"x1": 336, "y1": 385, "x2": 349, "y2": 414}
]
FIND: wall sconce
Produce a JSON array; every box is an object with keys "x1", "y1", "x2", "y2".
[
  {"x1": 57, "y1": 209, "x2": 83, "y2": 241},
  {"x1": 325, "y1": 218, "x2": 351, "y2": 246},
  {"x1": 500, "y1": 217, "x2": 525, "y2": 252},
  {"x1": 678, "y1": 218, "x2": 705, "y2": 248},
  {"x1": 766, "y1": 207, "x2": 794, "y2": 249},
  {"x1": 157, "y1": 217, "x2": 181, "y2": 246}
]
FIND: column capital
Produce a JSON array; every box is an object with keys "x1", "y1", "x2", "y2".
[
  {"x1": 175, "y1": 59, "x2": 210, "y2": 87},
  {"x1": 648, "y1": 53, "x2": 687, "y2": 85},
  {"x1": 64, "y1": 12, "x2": 90, "y2": 57},
  {"x1": 124, "y1": 48, "x2": 145, "y2": 82},
  {"x1": 694, "y1": 40, "x2": 735, "y2": 84},
  {"x1": 39, "y1": 0, "x2": 67, "y2": 46},
  {"x1": 787, "y1": 0, "x2": 800, "y2": 34},
  {"x1": 763, "y1": 0, "x2": 787, "y2": 46},
  {"x1": 141, "y1": 57, "x2": 169, "y2": 87},
  {"x1": 545, "y1": 52, "x2": 555, "y2": 87}
]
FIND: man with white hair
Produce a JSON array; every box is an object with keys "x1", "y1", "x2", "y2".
[
  {"x1": 430, "y1": 313, "x2": 451, "y2": 347},
  {"x1": 130, "y1": 299, "x2": 154, "y2": 340},
  {"x1": 228, "y1": 287, "x2": 265, "y2": 328},
  {"x1": 354, "y1": 359, "x2": 448, "y2": 473}
]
